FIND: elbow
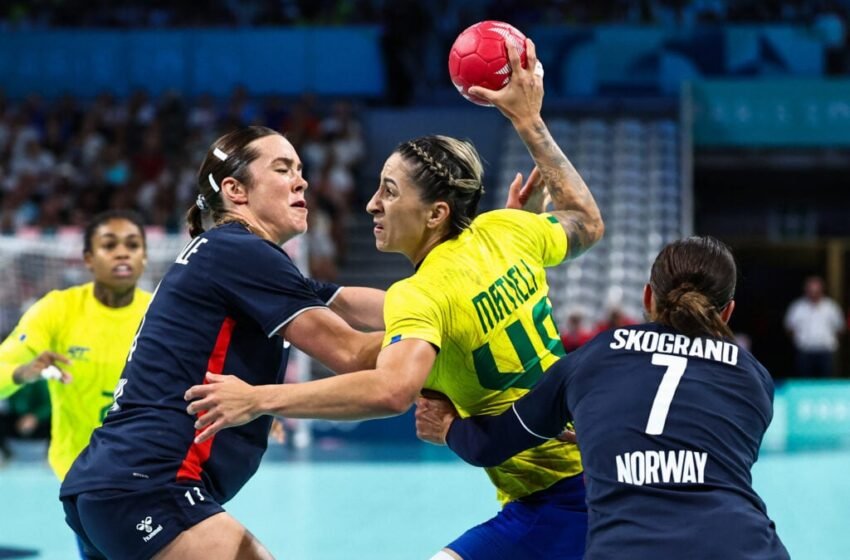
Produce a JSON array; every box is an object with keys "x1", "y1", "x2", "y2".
[
  {"x1": 590, "y1": 216, "x2": 605, "y2": 246},
  {"x1": 374, "y1": 384, "x2": 417, "y2": 416}
]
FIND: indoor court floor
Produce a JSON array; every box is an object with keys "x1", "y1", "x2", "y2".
[{"x1": 1, "y1": 443, "x2": 848, "y2": 559}]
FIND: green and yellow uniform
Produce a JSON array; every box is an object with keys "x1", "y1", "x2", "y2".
[
  {"x1": 383, "y1": 208, "x2": 582, "y2": 504},
  {"x1": 0, "y1": 283, "x2": 151, "y2": 479}
]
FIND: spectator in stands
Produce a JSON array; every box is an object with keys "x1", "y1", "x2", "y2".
[
  {"x1": 560, "y1": 308, "x2": 594, "y2": 352},
  {"x1": 0, "y1": 378, "x2": 51, "y2": 464},
  {"x1": 594, "y1": 304, "x2": 638, "y2": 334},
  {"x1": 784, "y1": 275, "x2": 844, "y2": 377}
]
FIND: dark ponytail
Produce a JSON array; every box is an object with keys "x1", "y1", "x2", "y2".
[{"x1": 649, "y1": 236, "x2": 736, "y2": 339}]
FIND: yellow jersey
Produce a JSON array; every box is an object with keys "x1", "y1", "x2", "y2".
[
  {"x1": 383, "y1": 209, "x2": 583, "y2": 504},
  {"x1": 0, "y1": 283, "x2": 151, "y2": 479}
]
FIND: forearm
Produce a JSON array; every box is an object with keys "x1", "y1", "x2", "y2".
[
  {"x1": 256, "y1": 368, "x2": 414, "y2": 421},
  {"x1": 514, "y1": 117, "x2": 603, "y2": 258},
  {"x1": 309, "y1": 329, "x2": 383, "y2": 374},
  {"x1": 446, "y1": 409, "x2": 547, "y2": 467},
  {"x1": 330, "y1": 287, "x2": 385, "y2": 331}
]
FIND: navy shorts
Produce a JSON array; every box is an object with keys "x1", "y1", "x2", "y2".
[
  {"x1": 62, "y1": 482, "x2": 225, "y2": 560},
  {"x1": 446, "y1": 473, "x2": 588, "y2": 560}
]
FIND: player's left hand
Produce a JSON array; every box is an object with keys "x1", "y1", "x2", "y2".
[
  {"x1": 504, "y1": 166, "x2": 550, "y2": 213},
  {"x1": 415, "y1": 394, "x2": 459, "y2": 445},
  {"x1": 184, "y1": 372, "x2": 262, "y2": 443}
]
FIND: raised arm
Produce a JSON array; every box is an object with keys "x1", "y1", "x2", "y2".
[{"x1": 470, "y1": 39, "x2": 604, "y2": 260}]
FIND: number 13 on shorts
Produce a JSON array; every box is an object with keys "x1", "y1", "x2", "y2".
[{"x1": 184, "y1": 486, "x2": 205, "y2": 506}]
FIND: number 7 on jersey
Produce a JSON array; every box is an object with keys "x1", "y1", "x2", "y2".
[{"x1": 645, "y1": 354, "x2": 688, "y2": 435}]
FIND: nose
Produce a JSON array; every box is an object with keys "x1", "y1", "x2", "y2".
[
  {"x1": 366, "y1": 191, "x2": 381, "y2": 215},
  {"x1": 295, "y1": 175, "x2": 308, "y2": 193}
]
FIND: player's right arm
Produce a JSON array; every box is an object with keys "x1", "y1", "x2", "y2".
[
  {"x1": 469, "y1": 38, "x2": 604, "y2": 261},
  {"x1": 416, "y1": 362, "x2": 573, "y2": 467},
  {"x1": 281, "y1": 307, "x2": 384, "y2": 374},
  {"x1": 0, "y1": 293, "x2": 71, "y2": 399}
]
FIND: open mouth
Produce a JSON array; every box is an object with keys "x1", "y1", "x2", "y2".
[
  {"x1": 113, "y1": 264, "x2": 133, "y2": 277},
  {"x1": 291, "y1": 200, "x2": 307, "y2": 209}
]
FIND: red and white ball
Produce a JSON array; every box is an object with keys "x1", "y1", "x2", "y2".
[{"x1": 448, "y1": 20, "x2": 528, "y2": 106}]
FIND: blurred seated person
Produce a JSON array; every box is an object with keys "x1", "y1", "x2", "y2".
[
  {"x1": 0, "y1": 379, "x2": 51, "y2": 463},
  {"x1": 560, "y1": 309, "x2": 594, "y2": 352},
  {"x1": 595, "y1": 305, "x2": 638, "y2": 334}
]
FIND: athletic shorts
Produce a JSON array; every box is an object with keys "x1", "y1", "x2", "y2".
[
  {"x1": 61, "y1": 482, "x2": 224, "y2": 560},
  {"x1": 446, "y1": 473, "x2": 588, "y2": 560}
]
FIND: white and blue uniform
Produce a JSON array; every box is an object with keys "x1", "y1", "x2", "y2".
[
  {"x1": 60, "y1": 223, "x2": 340, "y2": 560},
  {"x1": 447, "y1": 322, "x2": 789, "y2": 560}
]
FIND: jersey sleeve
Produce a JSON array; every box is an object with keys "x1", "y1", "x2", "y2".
[
  {"x1": 446, "y1": 359, "x2": 573, "y2": 467},
  {"x1": 303, "y1": 278, "x2": 342, "y2": 305},
  {"x1": 0, "y1": 291, "x2": 61, "y2": 399},
  {"x1": 382, "y1": 281, "x2": 443, "y2": 349},
  {"x1": 211, "y1": 238, "x2": 329, "y2": 337}
]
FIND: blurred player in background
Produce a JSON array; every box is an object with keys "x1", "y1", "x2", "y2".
[
  {"x1": 416, "y1": 236, "x2": 790, "y2": 560},
  {"x1": 60, "y1": 126, "x2": 386, "y2": 560},
  {"x1": 187, "y1": 38, "x2": 604, "y2": 560},
  {"x1": 0, "y1": 210, "x2": 152, "y2": 554}
]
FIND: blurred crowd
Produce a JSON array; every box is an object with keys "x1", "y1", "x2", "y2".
[
  {"x1": 3, "y1": 1, "x2": 848, "y2": 106},
  {"x1": 0, "y1": 88, "x2": 364, "y2": 280},
  {"x1": 3, "y1": 0, "x2": 849, "y2": 28}
]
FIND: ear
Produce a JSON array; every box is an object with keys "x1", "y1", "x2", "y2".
[
  {"x1": 642, "y1": 283, "x2": 654, "y2": 316},
  {"x1": 720, "y1": 300, "x2": 736, "y2": 323},
  {"x1": 427, "y1": 201, "x2": 451, "y2": 230},
  {"x1": 220, "y1": 177, "x2": 248, "y2": 205}
]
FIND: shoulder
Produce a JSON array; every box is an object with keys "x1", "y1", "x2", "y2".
[
  {"x1": 41, "y1": 284, "x2": 89, "y2": 309},
  {"x1": 198, "y1": 224, "x2": 297, "y2": 272},
  {"x1": 386, "y1": 276, "x2": 437, "y2": 304},
  {"x1": 473, "y1": 208, "x2": 552, "y2": 229}
]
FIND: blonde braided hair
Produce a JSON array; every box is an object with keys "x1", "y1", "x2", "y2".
[{"x1": 397, "y1": 135, "x2": 485, "y2": 239}]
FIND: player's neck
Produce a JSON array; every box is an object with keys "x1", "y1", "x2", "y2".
[{"x1": 93, "y1": 282, "x2": 135, "y2": 308}]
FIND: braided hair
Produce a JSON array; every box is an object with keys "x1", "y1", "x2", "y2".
[
  {"x1": 396, "y1": 135, "x2": 485, "y2": 239},
  {"x1": 649, "y1": 236, "x2": 737, "y2": 339}
]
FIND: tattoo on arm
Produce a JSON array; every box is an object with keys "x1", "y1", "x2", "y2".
[{"x1": 518, "y1": 120, "x2": 603, "y2": 260}]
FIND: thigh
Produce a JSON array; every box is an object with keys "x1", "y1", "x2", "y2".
[
  {"x1": 155, "y1": 511, "x2": 274, "y2": 560},
  {"x1": 447, "y1": 501, "x2": 587, "y2": 560},
  {"x1": 73, "y1": 483, "x2": 225, "y2": 560}
]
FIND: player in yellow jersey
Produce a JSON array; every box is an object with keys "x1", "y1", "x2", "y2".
[
  {"x1": 0, "y1": 210, "x2": 150, "y2": 551},
  {"x1": 186, "y1": 38, "x2": 603, "y2": 560}
]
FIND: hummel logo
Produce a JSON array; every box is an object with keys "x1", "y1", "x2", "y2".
[{"x1": 136, "y1": 516, "x2": 163, "y2": 542}]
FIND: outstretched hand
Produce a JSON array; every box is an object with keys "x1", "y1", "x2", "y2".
[
  {"x1": 468, "y1": 38, "x2": 543, "y2": 124},
  {"x1": 414, "y1": 393, "x2": 459, "y2": 446},
  {"x1": 504, "y1": 167, "x2": 550, "y2": 213},
  {"x1": 184, "y1": 372, "x2": 263, "y2": 443},
  {"x1": 12, "y1": 351, "x2": 72, "y2": 385}
]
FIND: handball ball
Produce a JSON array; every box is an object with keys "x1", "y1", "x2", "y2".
[{"x1": 448, "y1": 20, "x2": 528, "y2": 106}]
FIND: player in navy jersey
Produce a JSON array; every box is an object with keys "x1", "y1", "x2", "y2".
[
  {"x1": 416, "y1": 236, "x2": 790, "y2": 560},
  {"x1": 60, "y1": 126, "x2": 385, "y2": 560}
]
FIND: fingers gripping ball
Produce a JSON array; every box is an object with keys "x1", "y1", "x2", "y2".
[{"x1": 448, "y1": 20, "x2": 528, "y2": 106}]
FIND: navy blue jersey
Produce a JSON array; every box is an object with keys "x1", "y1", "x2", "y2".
[
  {"x1": 447, "y1": 323, "x2": 789, "y2": 560},
  {"x1": 61, "y1": 223, "x2": 339, "y2": 504}
]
